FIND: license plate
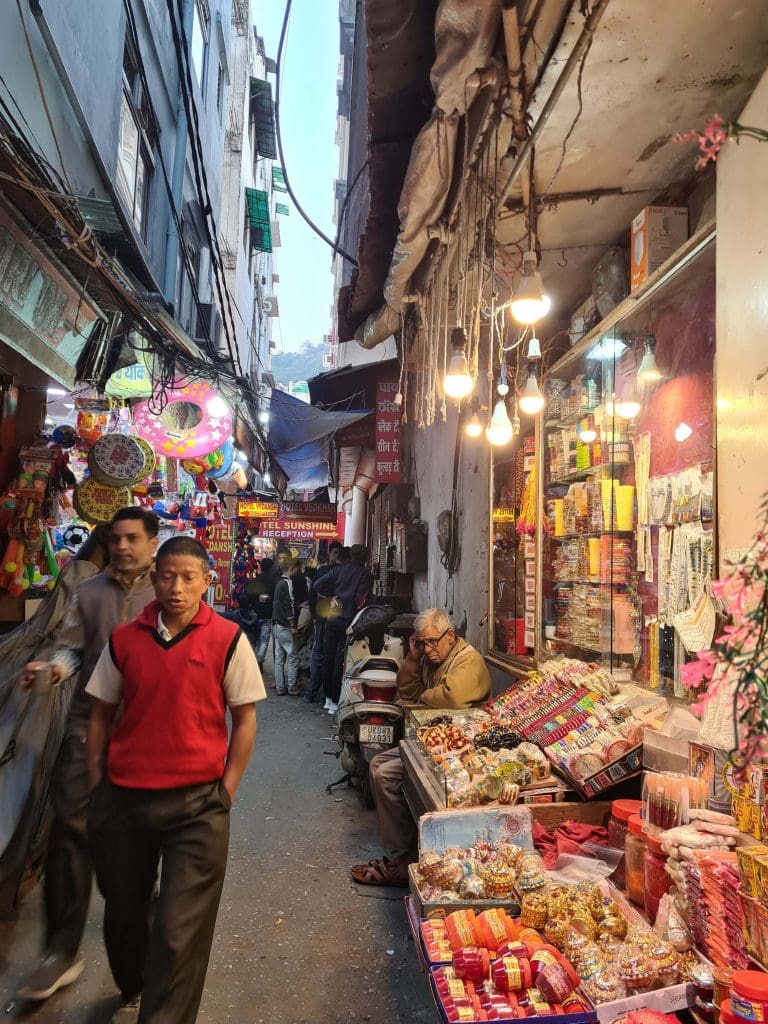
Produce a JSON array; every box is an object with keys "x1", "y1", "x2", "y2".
[{"x1": 359, "y1": 723, "x2": 394, "y2": 744}]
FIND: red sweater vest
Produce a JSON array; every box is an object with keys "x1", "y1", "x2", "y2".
[{"x1": 107, "y1": 600, "x2": 240, "y2": 789}]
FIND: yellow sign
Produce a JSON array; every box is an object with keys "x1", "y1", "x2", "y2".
[
  {"x1": 238, "y1": 499, "x2": 279, "y2": 519},
  {"x1": 493, "y1": 506, "x2": 516, "y2": 522}
]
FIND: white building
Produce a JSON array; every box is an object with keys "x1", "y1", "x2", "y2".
[{"x1": 220, "y1": 0, "x2": 283, "y2": 413}]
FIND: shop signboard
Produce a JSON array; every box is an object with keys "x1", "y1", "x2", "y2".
[
  {"x1": 237, "y1": 498, "x2": 279, "y2": 519},
  {"x1": 280, "y1": 500, "x2": 337, "y2": 523},
  {"x1": 259, "y1": 514, "x2": 344, "y2": 542},
  {"x1": 205, "y1": 522, "x2": 235, "y2": 609},
  {"x1": 374, "y1": 379, "x2": 402, "y2": 483},
  {"x1": 0, "y1": 207, "x2": 100, "y2": 384},
  {"x1": 335, "y1": 413, "x2": 375, "y2": 449}
]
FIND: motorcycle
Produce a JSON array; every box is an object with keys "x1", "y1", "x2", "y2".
[{"x1": 326, "y1": 604, "x2": 405, "y2": 806}]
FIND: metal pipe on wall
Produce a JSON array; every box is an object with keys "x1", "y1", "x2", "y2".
[
  {"x1": 163, "y1": 0, "x2": 194, "y2": 304},
  {"x1": 492, "y1": 0, "x2": 612, "y2": 220}
]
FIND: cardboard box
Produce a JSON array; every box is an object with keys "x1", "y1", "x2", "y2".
[
  {"x1": 630, "y1": 205, "x2": 688, "y2": 290},
  {"x1": 736, "y1": 845, "x2": 768, "y2": 900}
]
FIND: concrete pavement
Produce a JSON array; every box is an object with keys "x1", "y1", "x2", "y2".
[{"x1": 0, "y1": 685, "x2": 434, "y2": 1023}]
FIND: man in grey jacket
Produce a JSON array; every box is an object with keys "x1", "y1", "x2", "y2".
[{"x1": 17, "y1": 508, "x2": 159, "y2": 1010}]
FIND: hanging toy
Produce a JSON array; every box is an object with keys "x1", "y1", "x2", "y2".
[{"x1": 132, "y1": 381, "x2": 233, "y2": 458}]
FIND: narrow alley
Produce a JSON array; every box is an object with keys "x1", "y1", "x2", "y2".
[{"x1": 0, "y1": 689, "x2": 433, "y2": 1024}]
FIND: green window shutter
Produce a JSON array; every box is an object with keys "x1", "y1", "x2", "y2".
[
  {"x1": 275, "y1": 202, "x2": 289, "y2": 216},
  {"x1": 272, "y1": 166, "x2": 288, "y2": 192},
  {"x1": 245, "y1": 188, "x2": 272, "y2": 253},
  {"x1": 249, "y1": 78, "x2": 277, "y2": 159}
]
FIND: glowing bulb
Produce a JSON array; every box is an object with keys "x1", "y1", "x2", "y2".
[
  {"x1": 637, "y1": 334, "x2": 663, "y2": 385},
  {"x1": 485, "y1": 400, "x2": 514, "y2": 446},
  {"x1": 675, "y1": 421, "x2": 693, "y2": 442},
  {"x1": 443, "y1": 347, "x2": 474, "y2": 400},
  {"x1": 580, "y1": 428, "x2": 597, "y2": 443},
  {"x1": 614, "y1": 398, "x2": 641, "y2": 419},
  {"x1": 207, "y1": 396, "x2": 229, "y2": 418},
  {"x1": 510, "y1": 251, "x2": 551, "y2": 325},
  {"x1": 519, "y1": 372, "x2": 545, "y2": 415},
  {"x1": 258, "y1": 410, "x2": 270, "y2": 424},
  {"x1": 465, "y1": 412, "x2": 483, "y2": 438}
]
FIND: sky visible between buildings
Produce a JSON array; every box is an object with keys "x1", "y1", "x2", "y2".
[{"x1": 254, "y1": 0, "x2": 339, "y2": 355}]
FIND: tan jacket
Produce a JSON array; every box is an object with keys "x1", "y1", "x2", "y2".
[{"x1": 396, "y1": 638, "x2": 491, "y2": 709}]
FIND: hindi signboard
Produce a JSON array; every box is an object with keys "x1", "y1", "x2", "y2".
[
  {"x1": 205, "y1": 522, "x2": 235, "y2": 609},
  {"x1": 374, "y1": 379, "x2": 402, "y2": 483}
]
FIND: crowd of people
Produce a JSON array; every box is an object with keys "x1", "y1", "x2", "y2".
[
  {"x1": 231, "y1": 539, "x2": 373, "y2": 713},
  {"x1": 1, "y1": 512, "x2": 496, "y2": 1022}
]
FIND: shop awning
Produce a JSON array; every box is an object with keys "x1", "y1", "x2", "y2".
[
  {"x1": 249, "y1": 78, "x2": 277, "y2": 159},
  {"x1": 245, "y1": 188, "x2": 272, "y2": 253}
]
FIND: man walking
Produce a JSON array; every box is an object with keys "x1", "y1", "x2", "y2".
[
  {"x1": 271, "y1": 552, "x2": 300, "y2": 695},
  {"x1": 242, "y1": 556, "x2": 276, "y2": 668},
  {"x1": 86, "y1": 536, "x2": 265, "y2": 1022},
  {"x1": 313, "y1": 544, "x2": 372, "y2": 714},
  {"x1": 303, "y1": 540, "x2": 342, "y2": 703},
  {"x1": 17, "y1": 508, "x2": 159, "y2": 1002}
]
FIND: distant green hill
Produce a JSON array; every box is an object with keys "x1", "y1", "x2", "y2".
[{"x1": 271, "y1": 341, "x2": 324, "y2": 384}]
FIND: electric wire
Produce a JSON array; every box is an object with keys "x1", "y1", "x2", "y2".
[{"x1": 275, "y1": 0, "x2": 359, "y2": 267}]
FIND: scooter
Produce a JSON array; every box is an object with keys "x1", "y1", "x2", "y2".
[{"x1": 326, "y1": 604, "x2": 405, "y2": 806}]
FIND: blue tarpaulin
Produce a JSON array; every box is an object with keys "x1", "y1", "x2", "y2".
[{"x1": 267, "y1": 388, "x2": 371, "y2": 491}]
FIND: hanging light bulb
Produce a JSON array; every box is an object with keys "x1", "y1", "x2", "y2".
[
  {"x1": 637, "y1": 332, "x2": 663, "y2": 386},
  {"x1": 510, "y1": 251, "x2": 551, "y2": 325},
  {"x1": 486, "y1": 399, "x2": 514, "y2": 446},
  {"x1": 443, "y1": 326, "x2": 474, "y2": 400},
  {"x1": 614, "y1": 396, "x2": 641, "y2": 419},
  {"x1": 465, "y1": 397, "x2": 483, "y2": 438},
  {"x1": 519, "y1": 370, "x2": 545, "y2": 415},
  {"x1": 526, "y1": 335, "x2": 542, "y2": 360}
]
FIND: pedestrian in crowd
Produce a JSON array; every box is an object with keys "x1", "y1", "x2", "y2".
[
  {"x1": 272, "y1": 552, "x2": 301, "y2": 695},
  {"x1": 241, "y1": 556, "x2": 276, "y2": 668},
  {"x1": 350, "y1": 609, "x2": 490, "y2": 886},
  {"x1": 86, "y1": 536, "x2": 265, "y2": 1023},
  {"x1": 290, "y1": 559, "x2": 313, "y2": 684},
  {"x1": 16, "y1": 509, "x2": 159, "y2": 1003},
  {"x1": 0, "y1": 526, "x2": 110, "y2": 904},
  {"x1": 313, "y1": 543, "x2": 373, "y2": 715},
  {"x1": 303, "y1": 540, "x2": 343, "y2": 703}
]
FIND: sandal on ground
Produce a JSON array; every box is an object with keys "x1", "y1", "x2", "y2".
[{"x1": 351, "y1": 856, "x2": 409, "y2": 887}]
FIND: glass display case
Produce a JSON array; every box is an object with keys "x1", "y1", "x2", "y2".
[
  {"x1": 539, "y1": 238, "x2": 716, "y2": 696},
  {"x1": 490, "y1": 423, "x2": 537, "y2": 664}
]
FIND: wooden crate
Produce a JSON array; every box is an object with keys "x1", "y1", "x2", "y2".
[{"x1": 528, "y1": 799, "x2": 613, "y2": 832}]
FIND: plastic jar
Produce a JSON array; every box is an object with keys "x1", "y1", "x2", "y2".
[
  {"x1": 643, "y1": 831, "x2": 672, "y2": 921},
  {"x1": 731, "y1": 971, "x2": 768, "y2": 1022},
  {"x1": 624, "y1": 814, "x2": 647, "y2": 907},
  {"x1": 608, "y1": 798, "x2": 643, "y2": 890}
]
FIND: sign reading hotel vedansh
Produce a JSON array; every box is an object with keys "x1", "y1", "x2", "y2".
[{"x1": 375, "y1": 379, "x2": 402, "y2": 483}]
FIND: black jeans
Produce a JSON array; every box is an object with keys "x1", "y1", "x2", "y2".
[
  {"x1": 321, "y1": 617, "x2": 349, "y2": 703},
  {"x1": 44, "y1": 735, "x2": 92, "y2": 959},
  {"x1": 88, "y1": 778, "x2": 231, "y2": 1022}
]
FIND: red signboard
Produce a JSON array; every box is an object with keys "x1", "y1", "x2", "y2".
[
  {"x1": 205, "y1": 522, "x2": 235, "y2": 609},
  {"x1": 374, "y1": 379, "x2": 402, "y2": 483},
  {"x1": 258, "y1": 513, "x2": 345, "y2": 542}
]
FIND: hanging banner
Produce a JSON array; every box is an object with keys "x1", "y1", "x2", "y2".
[
  {"x1": 205, "y1": 522, "x2": 235, "y2": 609},
  {"x1": 280, "y1": 500, "x2": 337, "y2": 523},
  {"x1": 258, "y1": 514, "x2": 345, "y2": 541},
  {"x1": 374, "y1": 379, "x2": 402, "y2": 483}
]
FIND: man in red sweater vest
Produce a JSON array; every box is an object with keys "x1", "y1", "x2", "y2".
[{"x1": 85, "y1": 537, "x2": 266, "y2": 1024}]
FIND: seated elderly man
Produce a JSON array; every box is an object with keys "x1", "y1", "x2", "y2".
[{"x1": 351, "y1": 608, "x2": 491, "y2": 886}]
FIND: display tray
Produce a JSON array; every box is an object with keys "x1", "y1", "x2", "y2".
[
  {"x1": 409, "y1": 863, "x2": 522, "y2": 920},
  {"x1": 426, "y1": 967, "x2": 597, "y2": 1024},
  {"x1": 549, "y1": 742, "x2": 642, "y2": 799}
]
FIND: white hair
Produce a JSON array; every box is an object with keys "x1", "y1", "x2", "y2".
[{"x1": 414, "y1": 608, "x2": 453, "y2": 634}]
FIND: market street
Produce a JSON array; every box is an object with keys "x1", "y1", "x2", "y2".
[{"x1": 0, "y1": 682, "x2": 433, "y2": 1024}]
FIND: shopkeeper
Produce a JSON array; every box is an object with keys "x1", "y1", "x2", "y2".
[{"x1": 351, "y1": 609, "x2": 491, "y2": 887}]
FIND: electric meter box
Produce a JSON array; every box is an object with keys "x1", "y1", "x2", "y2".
[{"x1": 630, "y1": 205, "x2": 688, "y2": 290}]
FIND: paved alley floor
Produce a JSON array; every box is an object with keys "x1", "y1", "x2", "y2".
[{"x1": 0, "y1": 683, "x2": 434, "y2": 1023}]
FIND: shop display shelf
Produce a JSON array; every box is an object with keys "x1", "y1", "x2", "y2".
[
  {"x1": 546, "y1": 408, "x2": 600, "y2": 429},
  {"x1": 549, "y1": 463, "x2": 630, "y2": 487},
  {"x1": 552, "y1": 531, "x2": 634, "y2": 541}
]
